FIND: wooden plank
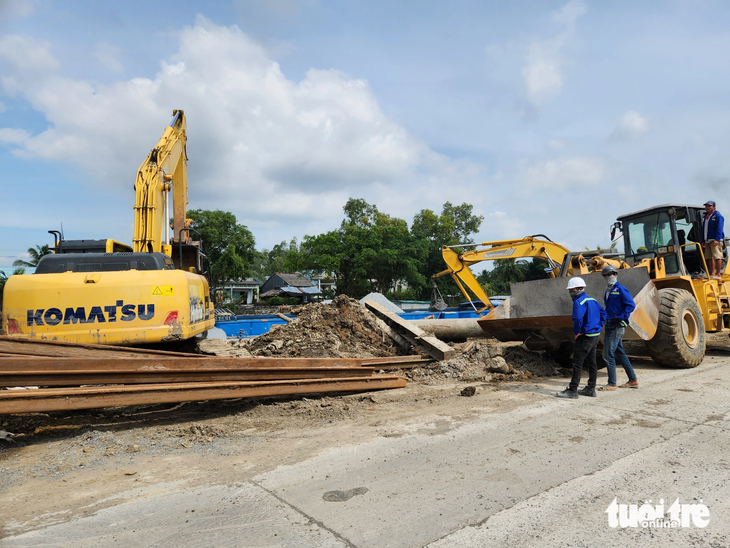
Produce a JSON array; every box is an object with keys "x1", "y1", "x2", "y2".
[
  {"x1": 361, "y1": 355, "x2": 435, "y2": 370},
  {"x1": 275, "y1": 313, "x2": 293, "y2": 323},
  {"x1": 363, "y1": 301, "x2": 455, "y2": 361},
  {"x1": 361, "y1": 360, "x2": 433, "y2": 370},
  {"x1": 0, "y1": 336, "x2": 202, "y2": 358},
  {"x1": 361, "y1": 355, "x2": 432, "y2": 364},
  {"x1": 0, "y1": 367, "x2": 375, "y2": 387},
  {"x1": 0, "y1": 356, "x2": 365, "y2": 372},
  {"x1": 0, "y1": 376, "x2": 408, "y2": 414}
]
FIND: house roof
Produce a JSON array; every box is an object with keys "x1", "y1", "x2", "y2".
[
  {"x1": 260, "y1": 285, "x2": 321, "y2": 299},
  {"x1": 272, "y1": 272, "x2": 314, "y2": 287}
]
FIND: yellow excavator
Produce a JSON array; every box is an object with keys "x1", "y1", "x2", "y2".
[
  {"x1": 436, "y1": 204, "x2": 730, "y2": 369},
  {"x1": 2, "y1": 110, "x2": 215, "y2": 345}
]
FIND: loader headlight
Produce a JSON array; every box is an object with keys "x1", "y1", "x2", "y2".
[{"x1": 658, "y1": 246, "x2": 668, "y2": 254}]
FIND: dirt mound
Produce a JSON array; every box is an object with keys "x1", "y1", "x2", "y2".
[
  {"x1": 239, "y1": 295, "x2": 411, "y2": 358},
  {"x1": 197, "y1": 298, "x2": 562, "y2": 384},
  {"x1": 408, "y1": 341, "x2": 562, "y2": 383}
]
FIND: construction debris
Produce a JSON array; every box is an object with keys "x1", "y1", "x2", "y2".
[
  {"x1": 0, "y1": 297, "x2": 567, "y2": 416},
  {"x1": 0, "y1": 337, "x2": 411, "y2": 414},
  {"x1": 363, "y1": 300, "x2": 456, "y2": 361},
  {"x1": 241, "y1": 295, "x2": 413, "y2": 358},
  {"x1": 359, "y1": 292, "x2": 403, "y2": 314},
  {"x1": 406, "y1": 341, "x2": 563, "y2": 383},
  {"x1": 0, "y1": 377, "x2": 407, "y2": 414}
]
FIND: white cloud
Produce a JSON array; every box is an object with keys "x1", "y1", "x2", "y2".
[
  {"x1": 522, "y1": 157, "x2": 606, "y2": 191},
  {"x1": 613, "y1": 110, "x2": 649, "y2": 140},
  {"x1": 547, "y1": 139, "x2": 564, "y2": 150},
  {"x1": 0, "y1": 0, "x2": 36, "y2": 19},
  {"x1": 0, "y1": 34, "x2": 59, "y2": 76},
  {"x1": 487, "y1": 211, "x2": 525, "y2": 239},
  {"x1": 522, "y1": 38, "x2": 564, "y2": 109},
  {"x1": 521, "y1": 0, "x2": 587, "y2": 109},
  {"x1": 552, "y1": 0, "x2": 587, "y2": 26},
  {"x1": 0, "y1": 17, "x2": 483, "y2": 242},
  {"x1": 617, "y1": 184, "x2": 639, "y2": 205},
  {"x1": 94, "y1": 42, "x2": 124, "y2": 74},
  {"x1": 0, "y1": 127, "x2": 30, "y2": 144}
]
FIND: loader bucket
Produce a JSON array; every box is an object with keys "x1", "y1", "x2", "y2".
[{"x1": 477, "y1": 267, "x2": 659, "y2": 351}]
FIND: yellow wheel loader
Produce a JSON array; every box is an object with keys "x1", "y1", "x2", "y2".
[
  {"x1": 437, "y1": 204, "x2": 729, "y2": 369},
  {"x1": 2, "y1": 110, "x2": 215, "y2": 345}
]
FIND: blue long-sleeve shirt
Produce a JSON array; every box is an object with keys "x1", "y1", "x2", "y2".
[
  {"x1": 572, "y1": 291, "x2": 607, "y2": 336},
  {"x1": 604, "y1": 281, "x2": 635, "y2": 324},
  {"x1": 703, "y1": 210, "x2": 725, "y2": 242}
]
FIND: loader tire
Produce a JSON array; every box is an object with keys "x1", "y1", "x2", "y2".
[{"x1": 645, "y1": 288, "x2": 705, "y2": 368}]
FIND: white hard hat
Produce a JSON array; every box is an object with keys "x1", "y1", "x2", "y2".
[{"x1": 566, "y1": 277, "x2": 586, "y2": 290}]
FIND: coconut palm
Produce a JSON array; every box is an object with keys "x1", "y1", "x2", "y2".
[{"x1": 13, "y1": 245, "x2": 51, "y2": 268}]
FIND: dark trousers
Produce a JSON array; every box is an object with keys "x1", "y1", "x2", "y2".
[{"x1": 569, "y1": 335, "x2": 599, "y2": 391}]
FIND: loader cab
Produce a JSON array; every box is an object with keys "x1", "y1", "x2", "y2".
[{"x1": 614, "y1": 204, "x2": 719, "y2": 278}]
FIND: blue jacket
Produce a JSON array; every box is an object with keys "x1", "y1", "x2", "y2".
[
  {"x1": 703, "y1": 210, "x2": 725, "y2": 242},
  {"x1": 604, "y1": 281, "x2": 635, "y2": 324},
  {"x1": 572, "y1": 291, "x2": 607, "y2": 336}
]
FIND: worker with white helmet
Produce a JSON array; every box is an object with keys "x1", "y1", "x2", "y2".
[{"x1": 557, "y1": 277, "x2": 607, "y2": 399}]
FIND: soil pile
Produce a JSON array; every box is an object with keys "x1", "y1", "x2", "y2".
[
  {"x1": 408, "y1": 341, "x2": 562, "y2": 383},
  {"x1": 239, "y1": 295, "x2": 410, "y2": 358},
  {"x1": 198, "y1": 297, "x2": 562, "y2": 383}
]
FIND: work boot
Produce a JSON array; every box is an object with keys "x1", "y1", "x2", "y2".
[
  {"x1": 578, "y1": 386, "x2": 596, "y2": 397},
  {"x1": 556, "y1": 388, "x2": 578, "y2": 399}
]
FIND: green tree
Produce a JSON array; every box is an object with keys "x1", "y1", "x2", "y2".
[
  {"x1": 301, "y1": 198, "x2": 427, "y2": 298},
  {"x1": 13, "y1": 244, "x2": 51, "y2": 268},
  {"x1": 586, "y1": 242, "x2": 618, "y2": 252},
  {"x1": 252, "y1": 238, "x2": 306, "y2": 281},
  {"x1": 186, "y1": 210, "x2": 256, "y2": 289},
  {"x1": 478, "y1": 258, "x2": 552, "y2": 296},
  {"x1": 411, "y1": 201, "x2": 484, "y2": 301}
]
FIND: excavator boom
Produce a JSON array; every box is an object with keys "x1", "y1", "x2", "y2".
[
  {"x1": 133, "y1": 110, "x2": 189, "y2": 254},
  {"x1": 434, "y1": 236, "x2": 570, "y2": 313}
]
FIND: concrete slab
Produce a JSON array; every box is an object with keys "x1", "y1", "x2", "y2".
[
  {"x1": 0, "y1": 483, "x2": 348, "y2": 548},
  {"x1": 426, "y1": 424, "x2": 730, "y2": 547},
  {"x1": 2, "y1": 356, "x2": 728, "y2": 548},
  {"x1": 253, "y1": 363, "x2": 729, "y2": 547}
]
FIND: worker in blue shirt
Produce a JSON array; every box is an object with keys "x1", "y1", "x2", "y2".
[
  {"x1": 702, "y1": 200, "x2": 725, "y2": 279},
  {"x1": 598, "y1": 265, "x2": 639, "y2": 390},
  {"x1": 557, "y1": 277, "x2": 607, "y2": 399}
]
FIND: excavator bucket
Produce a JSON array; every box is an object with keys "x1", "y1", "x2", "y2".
[{"x1": 478, "y1": 267, "x2": 659, "y2": 351}]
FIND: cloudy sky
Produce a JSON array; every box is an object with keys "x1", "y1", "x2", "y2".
[{"x1": 1, "y1": 0, "x2": 729, "y2": 271}]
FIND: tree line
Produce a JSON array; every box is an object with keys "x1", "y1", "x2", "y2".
[
  {"x1": 187, "y1": 198, "x2": 485, "y2": 302},
  {"x1": 6, "y1": 198, "x2": 553, "y2": 303}
]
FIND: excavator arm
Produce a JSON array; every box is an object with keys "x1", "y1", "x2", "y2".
[
  {"x1": 133, "y1": 110, "x2": 189, "y2": 254},
  {"x1": 433, "y1": 236, "x2": 570, "y2": 315}
]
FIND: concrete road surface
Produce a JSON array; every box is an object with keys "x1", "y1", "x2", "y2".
[{"x1": 2, "y1": 354, "x2": 730, "y2": 547}]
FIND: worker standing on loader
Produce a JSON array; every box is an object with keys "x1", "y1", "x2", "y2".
[
  {"x1": 557, "y1": 277, "x2": 606, "y2": 399},
  {"x1": 702, "y1": 200, "x2": 724, "y2": 279},
  {"x1": 598, "y1": 265, "x2": 639, "y2": 390}
]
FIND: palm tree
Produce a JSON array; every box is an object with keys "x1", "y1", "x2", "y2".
[
  {"x1": 13, "y1": 244, "x2": 51, "y2": 268},
  {"x1": 585, "y1": 242, "x2": 618, "y2": 253}
]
